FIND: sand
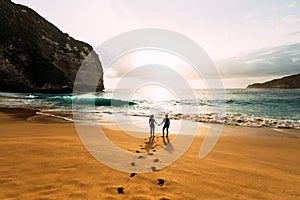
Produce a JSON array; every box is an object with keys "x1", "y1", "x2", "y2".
[{"x1": 0, "y1": 108, "x2": 299, "y2": 200}]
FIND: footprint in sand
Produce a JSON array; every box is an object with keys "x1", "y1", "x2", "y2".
[
  {"x1": 157, "y1": 179, "x2": 165, "y2": 186},
  {"x1": 117, "y1": 187, "x2": 124, "y2": 194},
  {"x1": 130, "y1": 173, "x2": 136, "y2": 178}
]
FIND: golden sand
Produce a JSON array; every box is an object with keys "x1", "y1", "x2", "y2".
[{"x1": 0, "y1": 108, "x2": 299, "y2": 199}]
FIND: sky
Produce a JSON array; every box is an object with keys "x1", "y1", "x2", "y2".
[{"x1": 12, "y1": 0, "x2": 300, "y2": 88}]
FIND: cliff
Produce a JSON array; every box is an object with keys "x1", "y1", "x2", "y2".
[
  {"x1": 0, "y1": 0, "x2": 104, "y2": 93},
  {"x1": 247, "y1": 73, "x2": 300, "y2": 89}
]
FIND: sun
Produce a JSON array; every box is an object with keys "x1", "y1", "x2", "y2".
[
  {"x1": 132, "y1": 85, "x2": 175, "y2": 102},
  {"x1": 130, "y1": 49, "x2": 181, "y2": 67}
]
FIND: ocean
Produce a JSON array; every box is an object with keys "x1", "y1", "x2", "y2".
[{"x1": 0, "y1": 89, "x2": 299, "y2": 129}]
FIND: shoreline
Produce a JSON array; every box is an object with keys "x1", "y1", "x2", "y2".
[
  {"x1": 0, "y1": 106, "x2": 299, "y2": 132},
  {"x1": 1, "y1": 89, "x2": 300, "y2": 130}
]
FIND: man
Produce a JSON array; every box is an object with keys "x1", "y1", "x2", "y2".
[{"x1": 160, "y1": 114, "x2": 170, "y2": 137}]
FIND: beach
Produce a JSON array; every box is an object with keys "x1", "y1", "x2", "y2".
[
  {"x1": 2, "y1": 0, "x2": 300, "y2": 199},
  {"x1": 0, "y1": 108, "x2": 299, "y2": 200}
]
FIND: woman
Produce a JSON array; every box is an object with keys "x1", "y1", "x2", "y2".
[{"x1": 149, "y1": 115, "x2": 158, "y2": 137}]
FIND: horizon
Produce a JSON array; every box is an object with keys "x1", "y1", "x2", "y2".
[{"x1": 11, "y1": 0, "x2": 300, "y2": 89}]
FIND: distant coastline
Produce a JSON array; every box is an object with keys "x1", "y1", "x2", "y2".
[{"x1": 247, "y1": 73, "x2": 300, "y2": 89}]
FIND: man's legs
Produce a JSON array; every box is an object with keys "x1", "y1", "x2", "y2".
[{"x1": 166, "y1": 126, "x2": 169, "y2": 137}]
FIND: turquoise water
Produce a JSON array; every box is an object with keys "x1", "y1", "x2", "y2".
[
  {"x1": 0, "y1": 89, "x2": 299, "y2": 129},
  {"x1": 224, "y1": 89, "x2": 300, "y2": 120}
]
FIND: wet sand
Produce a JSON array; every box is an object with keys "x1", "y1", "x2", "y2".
[{"x1": 0, "y1": 108, "x2": 299, "y2": 199}]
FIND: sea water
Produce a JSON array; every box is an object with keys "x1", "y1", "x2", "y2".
[{"x1": 0, "y1": 89, "x2": 299, "y2": 129}]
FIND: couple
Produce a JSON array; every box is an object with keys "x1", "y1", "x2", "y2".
[{"x1": 149, "y1": 114, "x2": 170, "y2": 137}]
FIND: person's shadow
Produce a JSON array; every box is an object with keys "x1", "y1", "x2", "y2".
[
  {"x1": 163, "y1": 136, "x2": 174, "y2": 153},
  {"x1": 144, "y1": 136, "x2": 155, "y2": 153}
]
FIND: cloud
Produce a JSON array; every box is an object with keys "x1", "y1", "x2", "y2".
[
  {"x1": 289, "y1": 30, "x2": 300, "y2": 35},
  {"x1": 245, "y1": 11, "x2": 256, "y2": 19},
  {"x1": 283, "y1": 15, "x2": 300, "y2": 23},
  {"x1": 287, "y1": 1, "x2": 297, "y2": 8},
  {"x1": 217, "y1": 43, "x2": 300, "y2": 78},
  {"x1": 274, "y1": 1, "x2": 296, "y2": 10}
]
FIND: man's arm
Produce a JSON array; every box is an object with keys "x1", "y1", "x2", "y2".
[{"x1": 159, "y1": 118, "x2": 166, "y2": 126}]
